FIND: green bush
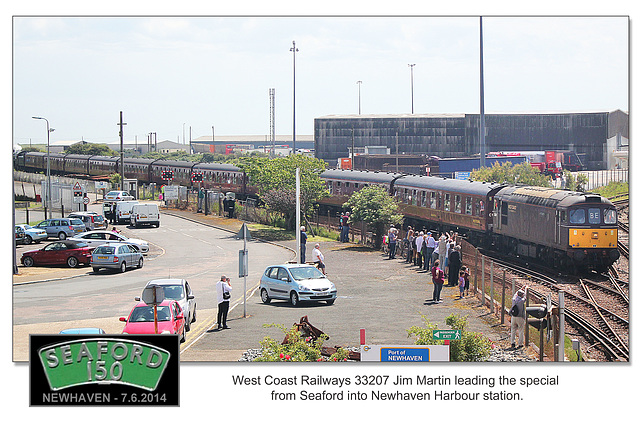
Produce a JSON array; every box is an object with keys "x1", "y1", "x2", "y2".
[
  {"x1": 255, "y1": 323, "x2": 349, "y2": 362},
  {"x1": 407, "y1": 314, "x2": 493, "y2": 362}
]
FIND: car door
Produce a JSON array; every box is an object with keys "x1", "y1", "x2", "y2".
[
  {"x1": 117, "y1": 245, "x2": 131, "y2": 267},
  {"x1": 184, "y1": 281, "x2": 194, "y2": 319},
  {"x1": 127, "y1": 244, "x2": 140, "y2": 265},
  {"x1": 272, "y1": 267, "x2": 292, "y2": 298},
  {"x1": 45, "y1": 242, "x2": 65, "y2": 265},
  {"x1": 172, "y1": 302, "x2": 185, "y2": 335},
  {"x1": 49, "y1": 220, "x2": 60, "y2": 238}
]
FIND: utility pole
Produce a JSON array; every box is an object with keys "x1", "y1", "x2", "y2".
[
  {"x1": 479, "y1": 17, "x2": 486, "y2": 168},
  {"x1": 408, "y1": 64, "x2": 415, "y2": 114},
  {"x1": 356, "y1": 80, "x2": 362, "y2": 114},
  {"x1": 290, "y1": 41, "x2": 299, "y2": 154},
  {"x1": 118, "y1": 111, "x2": 127, "y2": 191},
  {"x1": 269, "y1": 88, "x2": 276, "y2": 158}
]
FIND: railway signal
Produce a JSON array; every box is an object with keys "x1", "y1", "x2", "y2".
[
  {"x1": 161, "y1": 170, "x2": 174, "y2": 181},
  {"x1": 526, "y1": 304, "x2": 548, "y2": 330}
]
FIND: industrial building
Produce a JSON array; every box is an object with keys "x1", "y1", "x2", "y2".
[{"x1": 314, "y1": 110, "x2": 628, "y2": 170}]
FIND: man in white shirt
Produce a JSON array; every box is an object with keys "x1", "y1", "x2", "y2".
[
  {"x1": 425, "y1": 232, "x2": 437, "y2": 270},
  {"x1": 312, "y1": 243, "x2": 326, "y2": 274},
  {"x1": 215, "y1": 275, "x2": 232, "y2": 330},
  {"x1": 414, "y1": 232, "x2": 424, "y2": 268}
]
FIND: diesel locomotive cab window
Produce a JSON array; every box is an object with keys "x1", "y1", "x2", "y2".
[
  {"x1": 604, "y1": 209, "x2": 617, "y2": 224},
  {"x1": 569, "y1": 209, "x2": 586, "y2": 224},
  {"x1": 588, "y1": 208, "x2": 601, "y2": 224}
]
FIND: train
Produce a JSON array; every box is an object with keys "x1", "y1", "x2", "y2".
[
  {"x1": 14, "y1": 151, "x2": 619, "y2": 271},
  {"x1": 321, "y1": 169, "x2": 619, "y2": 272}
]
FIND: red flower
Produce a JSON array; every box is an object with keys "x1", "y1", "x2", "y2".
[
  {"x1": 279, "y1": 353, "x2": 284, "y2": 359},
  {"x1": 285, "y1": 354, "x2": 291, "y2": 360}
]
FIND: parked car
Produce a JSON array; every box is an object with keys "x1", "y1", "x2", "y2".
[
  {"x1": 119, "y1": 300, "x2": 185, "y2": 342},
  {"x1": 105, "y1": 191, "x2": 134, "y2": 201},
  {"x1": 36, "y1": 218, "x2": 86, "y2": 240},
  {"x1": 68, "y1": 230, "x2": 149, "y2": 253},
  {"x1": 14, "y1": 225, "x2": 26, "y2": 244},
  {"x1": 136, "y1": 279, "x2": 196, "y2": 331},
  {"x1": 131, "y1": 203, "x2": 160, "y2": 227},
  {"x1": 21, "y1": 241, "x2": 93, "y2": 268},
  {"x1": 259, "y1": 264, "x2": 338, "y2": 306},
  {"x1": 90, "y1": 242, "x2": 144, "y2": 273},
  {"x1": 68, "y1": 211, "x2": 106, "y2": 231},
  {"x1": 16, "y1": 224, "x2": 48, "y2": 244}
]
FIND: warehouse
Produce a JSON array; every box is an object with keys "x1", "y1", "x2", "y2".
[{"x1": 314, "y1": 110, "x2": 628, "y2": 170}]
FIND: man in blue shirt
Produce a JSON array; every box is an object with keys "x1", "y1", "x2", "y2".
[{"x1": 300, "y1": 226, "x2": 308, "y2": 264}]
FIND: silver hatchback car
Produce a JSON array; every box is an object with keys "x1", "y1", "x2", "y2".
[
  {"x1": 136, "y1": 279, "x2": 196, "y2": 331},
  {"x1": 259, "y1": 264, "x2": 337, "y2": 306},
  {"x1": 90, "y1": 243, "x2": 144, "y2": 273}
]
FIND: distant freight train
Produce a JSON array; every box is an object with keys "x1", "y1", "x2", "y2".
[{"x1": 15, "y1": 151, "x2": 618, "y2": 271}]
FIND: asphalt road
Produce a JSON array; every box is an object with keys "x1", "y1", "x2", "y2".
[
  {"x1": 12, "y1": 213, "x2": 293, "y2": 361},
  {"x1": 13, "y1": 210, "x2": 507, "y2": 362}
]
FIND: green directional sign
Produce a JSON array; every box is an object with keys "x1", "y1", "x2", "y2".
[{"x1": 432, "y1": 330, "x2": 462, "y2": 340}]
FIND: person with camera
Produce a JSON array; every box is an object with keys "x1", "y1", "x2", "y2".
[{"x1": 215, "y1": 275, "x2": 232, "y2": 330}]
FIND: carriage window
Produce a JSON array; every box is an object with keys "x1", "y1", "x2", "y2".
[
  {"x1": 421, "y1": 191, "x2": 426, "y2": 207},
  {"x1": 465, "y1": 197, "x2": 472, "y2": 215},
  {"x1": 430, "y1": 192, "x2": 437, "y2": 209},
  {"x1": 569, "y1": 209, "x2": 586, "y2": 224},
  {"x1": 604, "y1": 209, "x2": 617, "y2": 224},
  {"x1": 345, "y1": 182, "x2": 350, "y2": 188},
  {"x1": 454, "y1": 195, "x2": 461, "y2": 213},
  {"x1": 444, "y1": 194, "x2": 451, "y2": 211},
  {"x1": 588, "y1": 208, "x2": 601, "y2": 224}
]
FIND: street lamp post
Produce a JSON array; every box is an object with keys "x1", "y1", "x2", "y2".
[
  {"x1": 290, "y1": 40, "x2": 299, "y2": 154},
  {"x1": 356, "y1": 80, "x2": 362, "y2": 115},
  {"x1": 408, "y1": 64, "x2": 416, "y2": 114},
  {"x1": 32, "y1": 116, "x2": 53, "y2": 219}
]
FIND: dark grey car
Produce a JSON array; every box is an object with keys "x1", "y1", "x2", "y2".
[{"x1": 36, "y1": 218, "x2": 86, "y2": 240}]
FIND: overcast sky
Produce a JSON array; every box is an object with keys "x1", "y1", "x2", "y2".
[{"x1": 13, "y1": 15, "x2": 628, "y2": 147}]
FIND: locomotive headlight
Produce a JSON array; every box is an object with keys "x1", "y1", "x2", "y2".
[{"x1": 591, "y1": 232, "x2": 599, "y2": 239}]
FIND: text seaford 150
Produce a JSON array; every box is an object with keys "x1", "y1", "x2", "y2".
[{"x1": 259, "y1": 264, "x2": 337, "y2": 307}]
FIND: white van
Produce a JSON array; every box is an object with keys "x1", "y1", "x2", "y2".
[
  {"x1": 115, "y1": 200, "x2": 139, "y2": 225},
  {"x1": 131, "y1": 203, "x2": 160, "y2": 228}
]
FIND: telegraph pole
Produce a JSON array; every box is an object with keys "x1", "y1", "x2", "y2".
[
  {"x1": 290, "y1": 41, "x2": 299, "y2": 154},
  {"x1": 118, "y1": 111, "x2": 127, "y2": 191}
]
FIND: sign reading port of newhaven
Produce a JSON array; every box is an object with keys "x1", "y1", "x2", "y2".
[{"x1": 360, "y1": 345, "x2": 450, "y2": 362}]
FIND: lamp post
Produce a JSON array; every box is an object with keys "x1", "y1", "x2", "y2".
[
  {"x1": 408, "y1": 64, "x2": 415, "y2": 114},
  {"x1": 32, "y1": 116, "x2": 53, "y2": 219},
  {"x1": 290, "y1": 40, "x2": 299, "y2": 154},
  {"x1": 356, "y1": 80, "x2": 362, "y2": 115}
]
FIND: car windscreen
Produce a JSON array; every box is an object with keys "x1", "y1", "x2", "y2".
[
  {"x1": 289, "y1": 267, "x2": 325, "y2": 280},
  {"x1": 129, "y1": 306, "x2": 171, "y2": 322},
  {"x1": 68, "y1": 242, "x2": 89, "y2": 248},
  {"x1": 93, "y1": 246, "x2": 116, "y2": 254},
  {"x1": 156, "y1": 285, "x2": 185, "y2": 300}
]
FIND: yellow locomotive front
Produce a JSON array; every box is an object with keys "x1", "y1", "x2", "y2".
[{"x1": 564, "y1": 197, "x2": 619, "y2": 271}]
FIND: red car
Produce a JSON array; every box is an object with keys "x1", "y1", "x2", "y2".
[
  {"x1": 119, "y1": 300, "x2": 186, "y2": 343},
  {"x1": 21, "y1": 241, "x2": 93, "y2": 268}
]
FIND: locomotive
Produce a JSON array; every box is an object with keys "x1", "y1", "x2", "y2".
[
  {"x1": 14, "y1": 151, "x2": 619, "y2": 271},
  {"x1": 320, "y1": 169, "x2": 619, "y2": 272}
]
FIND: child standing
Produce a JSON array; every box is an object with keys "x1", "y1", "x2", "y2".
[
  {"x1": 462, "y1": 266, "x2": 470, "y2": 296},
  {"x1": 458, "y1": 270, "x2": 466, "y2": 298}
]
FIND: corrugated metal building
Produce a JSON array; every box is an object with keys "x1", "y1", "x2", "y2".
[{"x1": 314, "y1": 110, "x2": 628, "y2": 170}]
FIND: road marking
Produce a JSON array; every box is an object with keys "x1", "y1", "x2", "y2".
[{"x1": 180, "y1": 281, "x2": 261, "y2": 354}]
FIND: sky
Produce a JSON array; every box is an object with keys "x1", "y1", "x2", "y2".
[{"x1": 12, "y1": 15, "x2": 629, "y2": 148}]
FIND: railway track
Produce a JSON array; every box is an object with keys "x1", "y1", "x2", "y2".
[{"x1": 487, "y1": 256, "x2": 629, "y2": 361}]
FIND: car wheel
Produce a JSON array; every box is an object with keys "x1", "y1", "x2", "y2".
[
  {"x1": 23, "y1": 256, "x2": 34, "y2": 267},
  {"x1": 260, "y1": 288, "x2": 271, "y2": 304},
  {"x1": 120, "y1": 262, "x2": 127, "y2": 273},
  {"x1": 290, "y1": 291, "x2": 300, "y2": 307},
  {"x1": 137, "y1": 257, "x2": 144, "y2": 268},
  {"x1": 58, "y1": 231, "x2": 67, "y2": 240},
  {"x1": 191, "y1": 305, "x2": 196, "y2": 324},
  {"x1": 66, "y1": 256, "x2": 79, "y2": 268},
  {"x1": 92, "y1": 267, "x2": 101, "y2": 273},
  {"x1": 24, "y1": 235, "x2": 33, "y2": 244}
]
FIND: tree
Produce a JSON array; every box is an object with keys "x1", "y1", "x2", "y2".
[
  {"x1": 470, "y1": 161, "x2": 552, "y2": 187},
  {"x1": 65, "y1": 142, "x2": 118, "y2": 156},
  {"x1": 342, "y1": 185, "x2": 403, "y2": 249},
  {"x1": 238, "y1": 155, "x2": 329, "y2": 230},
  {"x1": 563, "y1": 170, "x2": 589, "y2": 192}
]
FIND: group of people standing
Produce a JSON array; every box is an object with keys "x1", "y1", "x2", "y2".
[{"x1": 398, "y1": 226, "x2": 470, "y2": 303}]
